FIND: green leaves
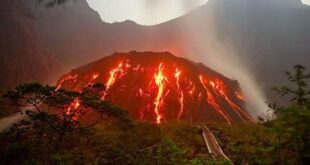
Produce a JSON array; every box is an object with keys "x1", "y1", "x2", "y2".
[
  {"x1": 271, "y1": 65, "x2": 310, "y2": 164},
  {"x1": 157, "y1": 138, "x2": 186, "y2": 164},
  {"x1": 273, "y1": 65, "x2": 310, "y2": 110}
]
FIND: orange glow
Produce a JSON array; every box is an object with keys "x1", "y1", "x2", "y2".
[
  {"x1": 223, "y1": 94, "x2": 253, "y2": 123},
  {"x1": 65, "y1": 98, "x2": 81, "y2": 121},
  {"x1": 189, "y1": 85, "x2": 195, "y2": 95},
  {"x1": 73, "y1": 99, "x2": 80, "y2": 109},
  {"x1": 56, "y1": 56, "x2": 252, "y2": 124},
  {"x1": 92, "y1": 73, "x2": 99, "y2": 80},
  {"x1": 84, "y1": 73, "x2": 100, "y2": 88},
  {"x1": 106, "y1": 63, "x2": 123, "y2": 90},
  {"x1": 175, "y1": 68, "x2": 184, "y2": 119},
  {"x1": 235, "y1": 91, "x2": 245, "y2": 101},
  {"x1": 200, "y1": 75, "x2": 232, "y2": 124},
  {"x1": 209, "y1": 79, "x2": 253, "y2": 123},
  {"x1": 56, "y1": 74, "x2": 78, "y2": 91},
  {"x1": 154, "y1": 63, "x2": 166, "y2": 124},
  {"x1": 101, "y1": 62, "x2": 127, "y2": 100}
]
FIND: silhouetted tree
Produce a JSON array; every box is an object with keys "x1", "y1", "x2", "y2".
[
  {"x1": 273, "y1": 65, "x2": 310, "y2": 110},
  {"x1": 5, "y1": 83, "x2": 128, "y2": 150},
  {"x1": 272, "y1": 65, "x2": 310, "y2": 164}
]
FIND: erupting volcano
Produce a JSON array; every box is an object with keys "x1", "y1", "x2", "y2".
[{"x1": 56, "y1": 52, "x2": 254, "y2": 124}]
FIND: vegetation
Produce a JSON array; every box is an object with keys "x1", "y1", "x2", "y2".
[
  {"x1": 0, "y1": 65, "x2": 309, "y2": 164},
  {"x1": 0, "y1": 83, "x2": 209, "y2": 164},
  {"x1": 210, "y1": 65, "x2": 310, "y2": 164}
]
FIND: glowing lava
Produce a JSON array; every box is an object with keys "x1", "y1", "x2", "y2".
[
  {"x1": 153, "y1": 63, "x2": 166, "y2": 124},
  {"x1": 101, "y1": 62, "x2": 128, "y2": 100},
  {"x1": 56, "y1": 74, "x2": 78, "y2": 91},
  {"x1": 56, "y1": 52, "x2": 254, "y2": 124},
  {"x1": 209, "y1": 79, "x2": 253, "y2": 123},
  {"x1": 175, "y1": 68, "x2": 184, "y2": 119},
  {"x1": 199, "y1": 75, "x2": 232, "y2": 124},
  {"x1": 106, "y1": 63, "x2": 123, "y2": 90},
  {"x1": 65, "y1": 98, "x2": 81, "y2": 121},
  {"x1": 235, "y1": 91, "x2": 245, "y2": 101},
  {"x1": 84, "y1": 73, "x2": 100, "y2": 88}
]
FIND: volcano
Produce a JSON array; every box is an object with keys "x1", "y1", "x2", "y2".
[{"x1": 56, "y1": 52, "x2": 254, "y2": 124}]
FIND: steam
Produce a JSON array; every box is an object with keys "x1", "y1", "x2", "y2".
[
  {"x1": 192, "y1": 43, "x2": 269, "y2": 119},
  {"x1": 201, "y1": 46, "x2": 269, "y2": 118},
  {"x1": 176, "y1": 9, "x2": 270, "y2": 119},
  {"x1": 88, "y1": 0, "x2": 271, "y2": 119}
]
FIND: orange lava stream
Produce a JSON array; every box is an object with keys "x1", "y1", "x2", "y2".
[
  {"x1": 56, "y1": 74, "x2": 78, "y2": 91},
  {"x1": 199, "y1": 75, "x2": 232, "y2": 124},
  {"x1": 65, "y1": 98, "x2": 81, "y2": 121},
  {"x1": 106, "y1": 63, "x2": 123, "y2": 90},
  {"x1": 57, "y1": 59, "x2": 251, "y2": 124},
  {"x1": 222, "y1": 94, "x2": 252, "y2": 123},
  {"x1": 84, "y1": 73, "x2": 100, "y2": 88},
  {"x1": 175, "y1": 68, "x2": 184, "y2": 119},
  {"x1": 101, "y1": 62, "x2": 125, "y2": 100},
  {"x1": 154, "y1": 63, "x2": 166, "y2": 124},
  {"x1": 210, "y1": 80, "x2": 253, "y2": 123}
]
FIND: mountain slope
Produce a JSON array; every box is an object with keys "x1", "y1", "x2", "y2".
[
  {"x1": 0, "y1": 0, "x2": 63, "y2": 88},
  {"x1": 1, "y1": 0, "x2": 309, "y2": 115},
  {"x1": 56, "y1": 51, "x2": 253, "y2": 124},
  {"x1": 22, "y1": 0, "x2": 310, "y2": 88},
  {"x1": 22, "y1": 0, "x2": 150, "y2": 68}
]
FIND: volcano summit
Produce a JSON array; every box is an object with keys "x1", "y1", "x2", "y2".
[{"x1": 56, "y1": 52, "x2": 254, "y2": 124}]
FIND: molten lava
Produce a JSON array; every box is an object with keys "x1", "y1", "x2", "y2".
[
  {"x1": 175, "y1": 68, "x2": 184, "y2": 119},
  {"x1": 56, "y1": 52, "x2": 253, "y2": 124},
  {"x1": 153, "y1": 63, "x2": 166, "y2": 124},
  {"x1": 106, "y1": 63, "x2": 123, "y2": 90},
  {"x1": 199, "y1": 75, "x2": 232, "y2": 124}
]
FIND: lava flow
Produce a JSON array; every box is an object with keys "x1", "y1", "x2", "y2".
[
  {"x1": 199, "y1": 75, "x2": 232, "y2": 124},
  {"x1": 175, "y1": 68, "x2": 184, "y2": 119},
  {"x1": 100, "y1": 62, "x2": 126, "y2": 100},
  {"x1": 56, "y1": 52, "x2": 253, "y2": 124},
  {"x1": 153, "y1": 63, "x2": 166, "y2": 124}
]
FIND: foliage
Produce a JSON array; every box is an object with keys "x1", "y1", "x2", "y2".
[
  {"x1": 0, "y1": 83, "x2": 208, "y2": 164},
  {"x1": 160, "y1": 121, "x2": 208, "y2": 160},
  {"x1": 208, "y1": 65, "x2": 310, "y2": 164},
  {"x1": 91, "y1": 121, "x2": 208, "y2": 165},
  {"x1": 272, "y1": 107, "x2": 310, "y2": 164},
  {"x1": 0, "y1": 83, "x2": 128, "y2": 164},
  {"x1": 209, "y1": 123, "x2": 277, "y2": 164},
  {"x1": 1, "y1": 65, "x2": 309, "y2": 164},
  {"x1": 272, "y1": 65, "x2": 310, "y2": 164},
  {"x1": 273, "y1": 65, "x2": 310, "y2": 110}
]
